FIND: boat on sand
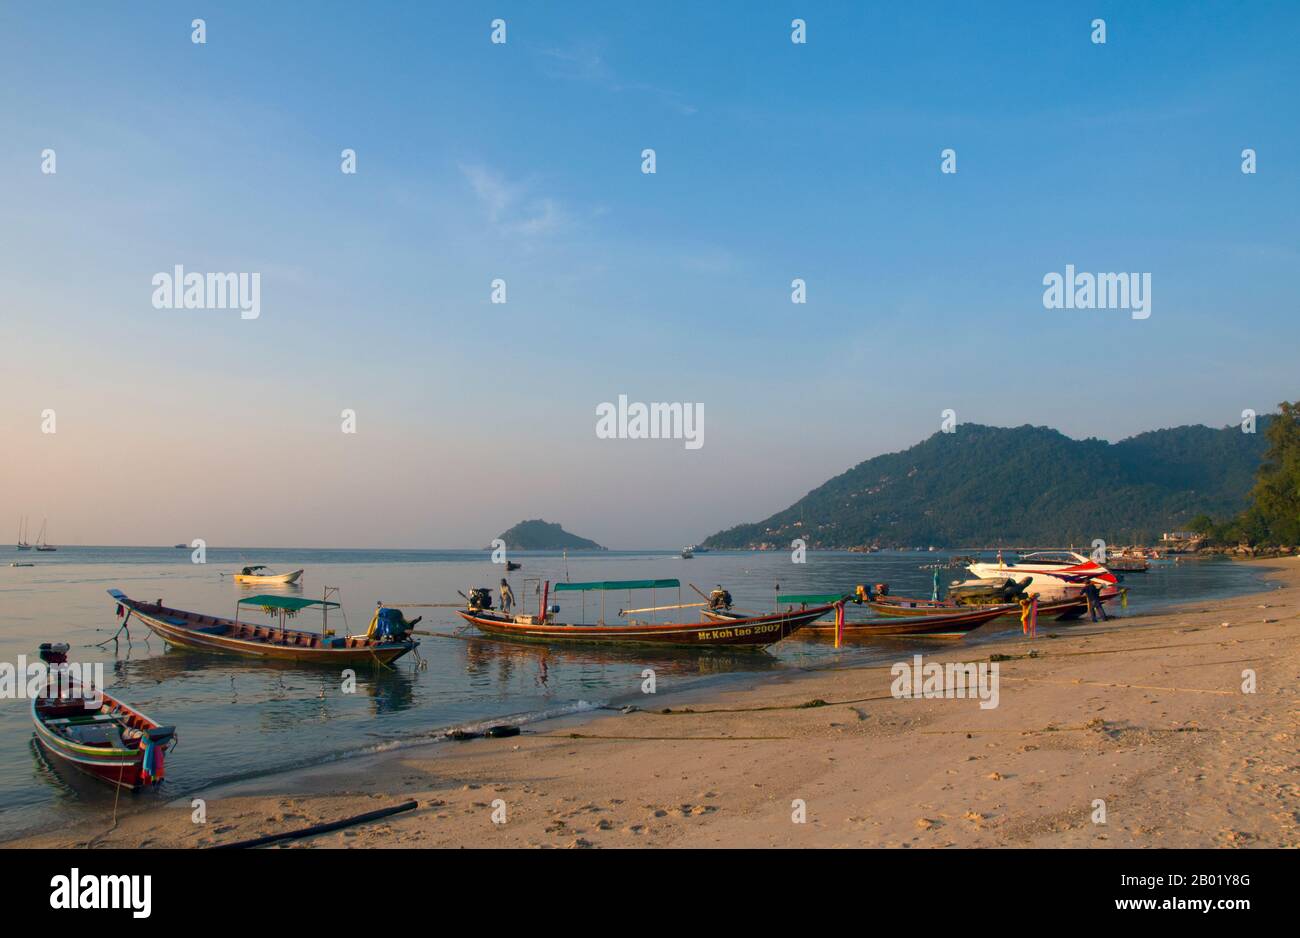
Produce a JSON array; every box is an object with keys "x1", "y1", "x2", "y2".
[{"x1": 704, "y1": 601, "x2": 1011, "y2": 638}]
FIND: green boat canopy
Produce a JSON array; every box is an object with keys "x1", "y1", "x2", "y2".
[
  {"x1": 238, "y1": 595, "x2": 340, "y2": 610},
  {"x1": 777, "y1": 593, "x2": 845, "y2": 605},
  {"x1": 554, "y1": 579, "x2": 680, "y2": 592}
]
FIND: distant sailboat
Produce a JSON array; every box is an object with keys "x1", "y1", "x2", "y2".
[
  {"x1": 16, "y1": 516, "x2": 31, "y2": 550},
  {"x1": 34, "y1": 518, "x2": 57, "y2": 552}
]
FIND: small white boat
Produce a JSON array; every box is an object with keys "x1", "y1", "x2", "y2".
[{"x1": 230, "y1": 565, "x2": 304, "y2": 585}]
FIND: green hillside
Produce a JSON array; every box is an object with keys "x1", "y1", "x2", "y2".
[{"x1": 704, "y1": 421, "x2": 1271, "y2": 548}]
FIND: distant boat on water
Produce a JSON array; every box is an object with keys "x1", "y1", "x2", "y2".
[
  {"x1": 33, "y1": 518, "x2": 57, "y2": 552},
  {"x1": 16, "y1": 516, "x2": 31, "y2": 550}
]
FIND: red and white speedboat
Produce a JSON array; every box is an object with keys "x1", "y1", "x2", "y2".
[{"x1": 966, "y1": 550, "x2": 1117, "y2": 597}]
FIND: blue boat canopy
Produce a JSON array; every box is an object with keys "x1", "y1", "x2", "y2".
[{"x1": 554, "y1": 579, "x2": 680, "y2": 592}]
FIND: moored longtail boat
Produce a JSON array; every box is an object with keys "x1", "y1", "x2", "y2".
[
  {"x1": 704, "y1": 601, "x2": 1010, "y2": 638},
  {"x1": 31, "y1": 643, "x2": 176, "y2": 791},
  {"x1": 456, "y1": 578, "x2": 839, "y2": 648},
  {"x1": 108, "y1": 589, "x2": 418, "y2": 666},
  {"x1": 867, "y1": 594, "x2": 1100, "y2": 621}
]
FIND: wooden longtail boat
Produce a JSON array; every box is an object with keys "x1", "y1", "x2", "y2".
[
  {"x1": 31, "y1": 643, "x2": 176, "y2": 791},
  {"x1": 108, "y1": 589, "x2": 418, "y2": 665},
  {"x1": 456, "y1": 578, "x2": 838, "y2": 648},
  {"x1": 704, "y1": 601, "x2": 1010, "y2": 638},
  {"x1": 867, "y1": 595, "x2": 1094, "y2": 621}
]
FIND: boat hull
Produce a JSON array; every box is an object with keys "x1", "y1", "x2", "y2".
[
  {"x1": 869, "y1": 595, "x2": 1094, "y2": 621},
  {"x1": 456, "y1": 604, "x2": 834, "y2": 648},
  {"x1": 110, "y1": 590, "x2": 415, "y2": 665},
  {"x1": 967, "y1": 559, "x2": 1116, "y2": 592},
  {"x1": 31, "y1": 686, "x2": 169, "y2": 792},
  {"x1": 233, "y1": 569, "x2": 303, "y2": 585},
  {"x1": 705, "y1": 603, "x2": 1009, "y2": 638}
]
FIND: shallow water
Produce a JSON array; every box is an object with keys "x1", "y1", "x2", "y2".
[{"x1": 0, "y1": 546, "x2": 1272, "y2": 838}]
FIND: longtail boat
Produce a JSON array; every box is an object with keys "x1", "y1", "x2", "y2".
[
  {"x1": 31, "y1": 643, "x2": 176, "y2": 791},
  {"x1": 704, "y1": 601, "x2": 1010, "y2": 638},
  {"x1": 108, "y1": 589, "x2": 419, "y2": 665},
  {"x1": 867, "y1": 594, "x2": 1095, "y2": 621},
  {"x1": 456, "y1": 578, "x2": 840, "y2": 648}
]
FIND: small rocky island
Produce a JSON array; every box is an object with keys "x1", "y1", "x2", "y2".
[{"x1": 494, "y1": 520, "x2": 605, "y2": 551}]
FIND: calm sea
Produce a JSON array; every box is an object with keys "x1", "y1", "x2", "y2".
[{"x1": 0, "y1": 546, "x2": 1274, "y2": 839}]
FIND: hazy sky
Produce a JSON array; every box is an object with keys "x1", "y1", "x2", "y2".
[{"x1": 3, "y1": 2, "x2": 1298, "y2": 548}]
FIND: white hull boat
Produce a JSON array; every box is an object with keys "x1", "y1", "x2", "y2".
[{"x1": 967, "y1": 551, "x2": 1117, "y2": 597}]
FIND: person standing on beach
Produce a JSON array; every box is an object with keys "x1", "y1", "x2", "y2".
[
  {"x1": 499, "y1": 578, "x2": 515, "y2": 615},
  {"x1": 1083, "y1": 581, "x2": 1108, "y2": 622}
]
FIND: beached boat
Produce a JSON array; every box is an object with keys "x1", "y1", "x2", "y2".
[
  {"x1": 231, "y1": 565, "x2": 304, "y2": 585},
  {"x1": 967, "y1": 551, "x2": 1116, "y2": 594},
  {"x1": 867, "y1": 594, "x2": 1094, "y2": 621},
  {"x1": 107, "y1": 589, "x2": 419, "y2": 665},
  {"x1": 704, "y1": 602, "x2": 1010, "y2": 638},
  {"x1": 31, "y1": 642, "x2": 176, "y2": 790},
  {"x1": 456, "y1": 578, "x2": 838, "y2": 648}
]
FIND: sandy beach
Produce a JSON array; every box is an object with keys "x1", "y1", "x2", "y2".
[{"x1": 8, "y1": 559, "x2": 1297, "y2": 850}]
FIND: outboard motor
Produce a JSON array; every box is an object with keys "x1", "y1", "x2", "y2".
[
  {"x1": 467, "y1": 588, "x2": 494, "y2": 612},
  {"x1": 707, "y1": 587, "x2": 733, "y2": 611},
  {"x1": 371, "y1": 607, "x2": 421, "y2": 640},
  {"x1": 38, "y1": 642, "x2": 69, "y2": 665}
]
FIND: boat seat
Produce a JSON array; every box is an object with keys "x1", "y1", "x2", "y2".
[
  {"x1": 163, "y1": 617, "x2": 190, "y2": 626},
  {"x1": 65, "y1": 723, "x2": 128, "y2": 749},
  {"x1": 44, "y1": 713, "x2": 117, "y2": 726}
]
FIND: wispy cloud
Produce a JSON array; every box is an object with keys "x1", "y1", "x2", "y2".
[
  {"x1": 537, "y1": 43, "x2": 697, "y2": 116},
  {"x1": 459, "y1": 164, "x2": 571, "y2": 237}
]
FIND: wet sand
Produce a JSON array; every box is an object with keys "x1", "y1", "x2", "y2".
[{"x1": 8, "y1": 559, "x2": 1298, "y2": 849}]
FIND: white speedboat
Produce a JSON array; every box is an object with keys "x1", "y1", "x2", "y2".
[
  {"x1": 231, "y1": 565, "x2": 304, "y2": 585},
  {"x1": 967, "y1": 550, "x2": 1117, "y2": 596}
]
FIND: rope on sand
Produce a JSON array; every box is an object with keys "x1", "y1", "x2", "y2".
[
  {"x1": 208, "y1": 799, "x2": 419, "y2": 849},
  {"x1": 533, "y1": 733, "x2": 797, "y2": 741}
]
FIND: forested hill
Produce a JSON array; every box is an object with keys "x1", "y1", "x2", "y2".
[
  {"x1": 703, "y1": 421, "x2": 1270, "y2": 548},
  {"x1": 495, "y1": 520, "x2": 605, "y2": 551}
]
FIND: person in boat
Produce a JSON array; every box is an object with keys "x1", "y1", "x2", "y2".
[{"x1": 499, "y1": 578, "x2": 515, "y2": 614}]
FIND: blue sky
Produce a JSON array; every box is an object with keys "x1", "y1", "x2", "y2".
[{"x1": 2, "y1": 1, "x2": 1298, "y2": 547}]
